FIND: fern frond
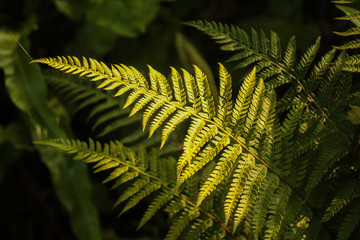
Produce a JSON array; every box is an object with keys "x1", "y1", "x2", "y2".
[
  {"x1": 281, "y1": 36, "x2": 296, "y2": 70},
  {"x1": 194, "y1": 65, "x2": 216, "y2": 119},
  {"x1": 306, "y1": 141, "x2": 349, "y2": 195},
  {"x1": 45, "y1": 73, "x2": 143, "y2": 139},
  {"x1": 34, "y1": 138, "x2": 166, "y2": 218},
  {"x1": 233, "y1": 164, "x2": 268, "y2": 232},
  {"x1": 295, "y1": 37, "x2": 321, "y2": 79},
  {"x1": 251, "y1": 173, "x2": 280, "y2": 240},
  {"x1": 303, "y1": 49, "x2": 336, "y2": 92},
  {"x1": 335, "y1": 27, "x2": 360, "y2": 36},
  {"x1": 216, "y1": 63, "x2": 233, "y2": 127},
  {"x1": 337, "y1": 201, "x2": 360, "y2": 240},
  {"x1": 33, "y1": 55, "x2": 328, "y2": 239},
  {"x1": 182, "y1": 217, "x2": 213, "y2": 240},
  {"x1": 224, "y1": 153, "x2": 256, "y2": 225},
  {"x1": 177, "y1": 133, "x2": 230, "y2": 185},
  {"x1": 231, "y1": 68, "x2": 257, "y2": 131},
  {"x1": 264, "y1": 183, "x2": 292, "y2": 240},
  {"x1": 280, "y1": 104, "x2": 305, "y2": 176},
  {"x1": 119, "y1": 181, "x2": 161, "y2": 215},
  {"x1": 148, "y1": 65, "x2": 173, "y2": 101},
  {"x1": 321, "y1": 181, "x2": 360, "y2": 222},
  {"x1": 137, "y1": 191, "x2": 173, "y2": 230},
  {"x1": 165, "y1": 207, "x2": 200, "y2": 240},
  {"x1": 177, "y1": 122, "x2": 217, "y2": 175},
  {"x1": 241, "y1": 78, "x2": 265, "y2": 139},
  {"x1": 170, "y1": 67, "x2": 187, "y2": 107},
  {"x1": 317, "y1": 51, "x2": 346, "y2": 106},
  {"x1": 197, "y1": 144, "x2": 242, "y2": 206}
]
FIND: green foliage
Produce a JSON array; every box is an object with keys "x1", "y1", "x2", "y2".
[
  {"x1": 31, "y1": 15, "x2": 360, "y2": 235},
  {"x1": 2, "y1": 0, "x2": 360, "y2": 239}
]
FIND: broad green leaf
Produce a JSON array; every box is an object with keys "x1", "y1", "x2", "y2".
[{"x1": 0, "y1": 30, "x2": 101, "y2": 240}]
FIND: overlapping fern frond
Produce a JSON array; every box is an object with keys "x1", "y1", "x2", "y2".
[
  {"x1": 32, "y1": 56, "x2": 313, "y2": 237},
  {"x1": 332, "y1": 0, "x2": 360, "y2": 72},
  {"x1": 34, "y1": 138, "x2": 217, "y2": 239},
  {"x1": 32, "y1": 3, "x2": 360, "y2": 236},
  {"x1": 44, "y1": 72, "x2": 163, "y2": 148}
]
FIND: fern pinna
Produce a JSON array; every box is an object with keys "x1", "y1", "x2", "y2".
[{"x1": 32, "y1": 5, "x2": 360, "y2": 237}]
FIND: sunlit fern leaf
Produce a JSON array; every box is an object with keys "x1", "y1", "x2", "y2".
[
  {"x1": 335, "y1": 39, "x2": 360, "y2": 50},
  {"x1": 161, "y1": 110, "x2": 191, "y2": 148},
  {"x1": 44, "y1": 67, "x2": 150, "y2": 142},
  {"x1": 111, "y1": 171, "x2": 140, "y2": 189},
  {"x1": 231, "y1": 68, "x2": 257, "y2": 132},
  {"x1": 32, "y1": 55, "x2": 333, "y2": 239},
  {"x1": 182, "y1": 68, "x2": 201, "y2": 113},
  {"x1": 197, "y1": 144, "x2": 242, "y2": 206},
  {"x1": 170, "y1": 67, "x2": 187, "y2": 107},
  {"x1": 337, "y1": 201, "x2": 360, "y2": 240},
  {"x1": 333, "y1": 1, "x2": 355, "y2": 4},
  {"x1": 46, "y1": 73, "x2": 110, "y2": 113},
  {"x1": 251, "y1": 173, "x2": 280, "y2": 240},
  {"x1": 216, "y1": 63, "x2": 233, "y2": 128},
  {"x1": 224, "y1": 153, "x2": 256, "y2": 225},
  {"x1": 232, "y1": 164, "x2": 267, "y2": 232},
  {"x1": 194, "y1": 65, "x2": 215, "y2": 119},
  {"x1": 148, "y1": 65, "x2": 173, "y2": 101},
  {"x1": 177, "y1": 122, "x2": 217, "y2": 175},
  {"x1": 321, "y1": 180, "x2": 360, "y2": 222},
  {"x1": 241, "y1": 78, "x2": 265, "y2": 139},
  {"x1": 142, "y1": 98, "x2": 165, "y2": 131},
  {"x1": 335, "y1": 27, "x2": 360, "y2": 36},
  {"x1": 257, "y1": 99, "x2": 279, "y2": 166},
  {"x1": 264, "y1": 182, "x2": 292, "y2": 240},
  {"x1": 35, "y1": 138, "x2": 211, "y2": 236},
  {"x1": 148, "y1": 105, "x2": 177, "y2": 138},
  {"x1": 177, "y1": 133, "x2": 230, "y2": 185},
  {"x1": 342, "y1": 54, "x2": 360, "y2": 72}
]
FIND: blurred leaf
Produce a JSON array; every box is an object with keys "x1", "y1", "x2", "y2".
[
  {"x1": 65, "y1": 22, "x2": 119, "y2": 58},
  {"x1": 0, "y1": 30, "x2": 101, "y2": 240},
  {"x1": 87, "y1": 0, "x2": 162, "y2": 37},
  {"x1": 53, "y1": 0, "x2": 102, "y2": 20},
  {"x1": 348, "y1": 105, "x2": 360, "y2": 124},
  {"x1": 0, "y1": 121, "x2": 33, "y2": 151}
]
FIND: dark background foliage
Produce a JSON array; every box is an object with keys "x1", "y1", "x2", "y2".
[{"x1": 0, "y1": 0, "x2": 355, "y2": 239}]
